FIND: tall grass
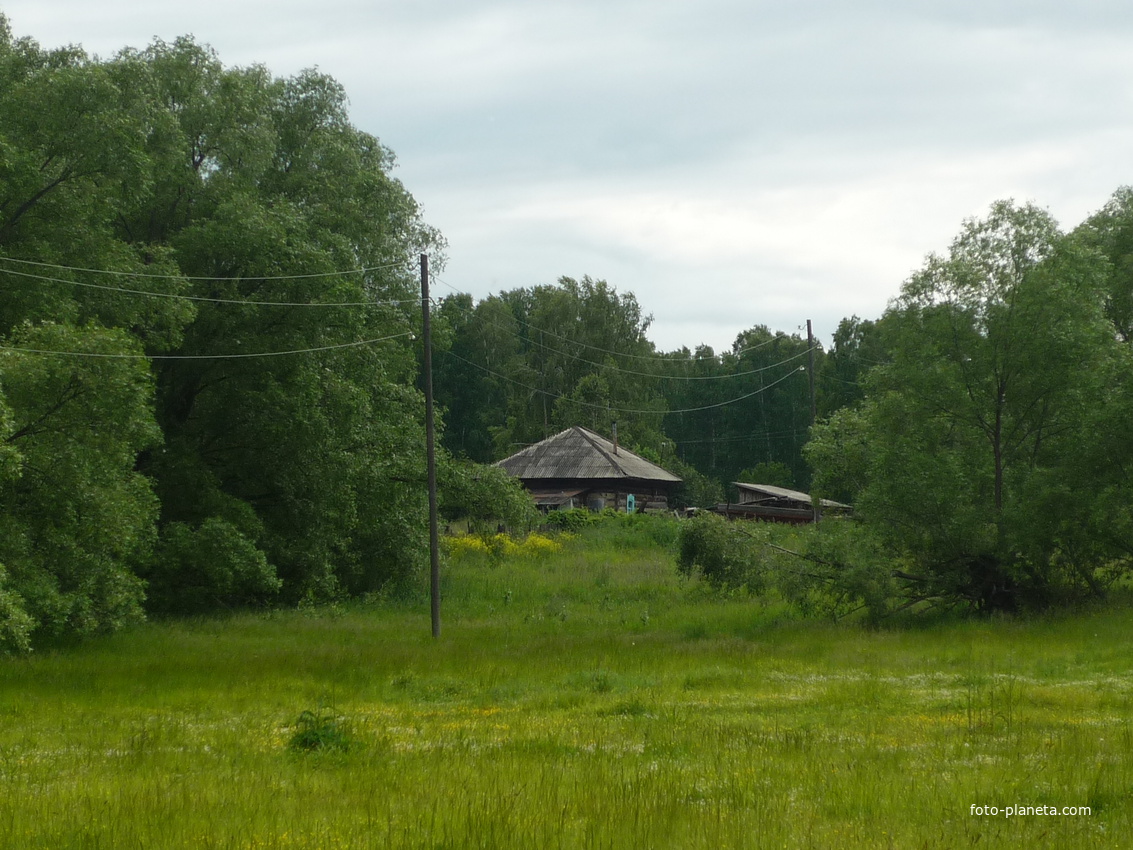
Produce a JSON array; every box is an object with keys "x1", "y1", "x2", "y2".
[{"x1": 0, "y1": 516, "x2": 1128, "y2": 848}]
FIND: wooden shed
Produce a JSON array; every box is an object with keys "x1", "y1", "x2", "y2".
[
  {"x1": 497, "y1": 426, "x2": 681, "y2": 513},
  {"x1": 712, "y1": 482, "x2": 852, "y2": 524}
]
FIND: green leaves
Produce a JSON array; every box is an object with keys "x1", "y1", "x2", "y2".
[
  {"x1": 663, "y1": 326, "x2": 815, "y2": 490},
  {"x1": 0, "y1": 324, "x2": 159, "y2": 641},
  {"x1": 0, "y1": 19, "x2": 441, "y2": 647},
  {"x1": 809, "y1": 200, "x2": 1121, "y2": 609},
  {"x1": 147, "y1": 519, "x2": 281, "y2": 615}
]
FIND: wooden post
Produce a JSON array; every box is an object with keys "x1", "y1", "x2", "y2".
[
  {"x1": 806, "y1": 319, "x2": 817, "y2": 427},
  {"x1": 421, "y1": 254, "x2": 440, "y2": 638},
  {"x1": 806, "y1": 318, "x2": 819, "y2": 524}
]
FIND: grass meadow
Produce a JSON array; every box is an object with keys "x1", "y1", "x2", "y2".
[{"x1": 0, "y1": 517, "x2": 1130, "y2": 848}]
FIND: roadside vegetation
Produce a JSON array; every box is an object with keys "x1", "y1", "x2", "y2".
[{"x1": 0, "y1": 516, "x2": 1128, "y2": 848}]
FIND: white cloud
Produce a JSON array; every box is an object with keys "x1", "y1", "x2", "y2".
[{"x1": 6, "y1": 0, "x2": 1133, "y2": 353}]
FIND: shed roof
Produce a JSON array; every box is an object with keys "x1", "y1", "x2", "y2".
[
  {"x1": 498, "y1": 427, "x2": 681, "y2": 483},
  {"x1": 734, "y1": 482, "x2": 850, "y2": 510}
]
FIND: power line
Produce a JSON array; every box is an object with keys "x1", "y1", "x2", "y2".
[
  {"x1": 0, "y1": 266, "x2": 421, "y2": 308},
  {"x1": 823, "y1": 374, "x2": 864, "y2": 387},
  {"x1": 478, "y1": 313, "x2": 812, "y2": 381},
  {"x1": 655, "y1": 368, "x2": 806, "y2": 413},
  {"x1": 0, "y1": 331, "x2": 414, "y2": 360},
  {"x1": 443, "y1": 349, "x2": 806, "y2": 415},
  {"x1": 674, "y1": 429, "x2": 806, "y2": 446},
  {"x1": 0, "y1": 255, "x2": 407, "y2": 282}
]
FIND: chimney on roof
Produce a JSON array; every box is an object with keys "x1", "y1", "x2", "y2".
[{"x1": 612, "y1": 421, "x2": 619, "y2": 455}]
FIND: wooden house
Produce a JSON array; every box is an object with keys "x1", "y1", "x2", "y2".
[
  {"x1": 712, "y1": 482, "x2": 851, "y2": 524},
  {"x1": 496, "y1": 426, "x2": 681, "y2": 513}
]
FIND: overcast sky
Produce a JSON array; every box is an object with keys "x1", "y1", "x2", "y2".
[{"x1": 6, "y1": 1, "x2": 1133, "y2": 351}]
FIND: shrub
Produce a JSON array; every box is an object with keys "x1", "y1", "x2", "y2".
[
  {"x1": 677, "y1": 513, "x2": 765, "y2": 591},
  {"x1": 443, "y1": 534, "x2": 491, "y2": 561},
  {"x1": 769, "y1": 520, "x2": 897, "y2": 622},
  {"x1": 443, "y1": 531, "x2": 565, "y2": 565},
  {"x1": 485, "y1": 533, "x2": 520, "y2": 561},
  {"x1": 146, "y1": 518, "x2": 281, "y2": 615},
  {"x1": 543, "y1": 508, "x2": 594, "y2": 532},
  {"x1": 518, "y1": 533, "x2": 562, "y2": 560},
  {"x1": 439, "y1": 460, "x2": 538, "y2": 534},
  {"x1": 678, "y1": 513, "x2": 901, "y2": 622},
  {"x1": 0, "y1": 565, "x2": 33, "y2": 654}
]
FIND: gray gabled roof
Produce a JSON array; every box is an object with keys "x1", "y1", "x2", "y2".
[
  {"x1": 734, "y1": 482, "x2": 850, "y2": 510},
  {"x1": 498, "y1": 427, "x2": 681, "y2": 482}
]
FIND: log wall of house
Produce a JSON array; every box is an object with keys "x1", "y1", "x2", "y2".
[{"x1": 526, "y1": 478, "x2": 674, "y2": 513}]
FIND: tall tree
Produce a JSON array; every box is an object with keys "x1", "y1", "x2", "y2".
[
  {"x1": 663, "y1": 328, "x2": 815, "y2": 490},
  {"x1": 0, "y1": 325, "x2": 159, "y2": 649},
  {"x1": 115, "y1": 38, "x2": 441, "y2": 602},
  {"x1": 436, "y1": 276, "x2": 666, "y2": 458},
  {"x1": 1077, "y1": 186, "x2": 1133, "y2": 342},
  {"x1": 432, "y1": 293, "x2": 523, "y2": 463},
  {"x1": 0, "y1": 20, "x2": 445, "y2": 645},
  {"x1": 817, "y1": 315, "x2": 886, "y2": 418},
  {"x1": 808, "y1": 201, "x2": 1117, "y2": 609},
  {"x1": 0, "y1": 23, "x2": 185, "y2": 647}
]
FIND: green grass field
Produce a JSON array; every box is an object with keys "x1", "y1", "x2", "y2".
[{"x1": 0, "y1": 522, "x2": 1129, "y2": 848}]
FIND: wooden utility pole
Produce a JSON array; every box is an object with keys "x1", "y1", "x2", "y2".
[
  {"x1": 421, "y1": 254, "x2": 441, "y2": 638},
  {"x1": 806, "y1": 318, "x2": 819, "y2": 523},
  {"x1": 806, "y1": 319, "x2": 817, "y2": 426}
]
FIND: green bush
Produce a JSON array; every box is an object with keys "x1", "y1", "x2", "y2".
[
  {"x1": 677, "y1": 513, "x2": 765, "y2": 591},
  {"x1": 146, "y1": 519, "x2": 281, "y2": 615},
  {"x1": 0, "y1": 325, "x2": 158, "y2": 647},
  {"x1": 439, "y1": 460, "x2": 538, "y2": 534},
  {"x1": 769, "y1": 520, "x2": 897, "y2": 622},
  {"x1": 677, "y1": 513, "x2": 901, "y2": 622},
  {"x1": 0, "y1": 565, "x2": 33, "y2": 654},
  {"x1": 543, "y1": 508, "x2": 595, "y2": 532}
]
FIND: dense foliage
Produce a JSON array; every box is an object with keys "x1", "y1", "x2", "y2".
[
  {"x1": 5, "y1": 16, "x2": 1133, "y2": 648},
  {"x1": 809, "y1": 200, "x2": 1133, "y2": 610},
  {"x1": 0, "y1": 21, "x2": 448, "y2": 647},
  {"x1": 432, "y1": 286, "x2": 822, "y2": 502}
]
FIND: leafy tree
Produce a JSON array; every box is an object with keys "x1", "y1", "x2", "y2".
[
  {"x1": 0, "y1": 388, "x2": 32, "y2": 652},
  {"x1": 492, "y1": 276, "x2": 665, "y2": 454},
  {"x1": 438, "y1": 458, "x2": 537, "y2": 534},
  {"x1": 1077, "y1": 186, "x2": 1133, "y2": 342},
  {"x1": 809, "y1": 201, "x2": 1117, "y2": 609},
  {"x1": 735, "y1": 461, "x2": 794, "y2": 489},
  {"x1": 432, "y1": 275, "x2": 674, "y2": 461},
  {"x1": 111, "y1": 37, "x2": 441, "y2": 602},
  {"x1": 677, "y1": 512, "x2": 764, "y2": 591},
  {"x1": 663, "y1": 328, "x2": 815, "y2": 490},
  {"x1": 801, "y1": 405, "x2": 872, "y2": 507},
  {"x1": 0, "y1": 20, "x2": 447, "y2": 645},
  {"x1": 432, "y1": 293, "x2": 522, "y2": 463},
  {"x1": 146, "y1": 518, "x2": 280, "y2": 615},
  {"x1": 0, "y1": 324, "x2": 159, "y2": 643},
  {"x1": 664, "y1": 455, "x2": 724, "y2": 509},
  {"x1": 817, "y1": 315, "x2": 886, "y2": 417},
  {"x1": 1044, "y1": 189, "x2": 1133, "y2": 588}
]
